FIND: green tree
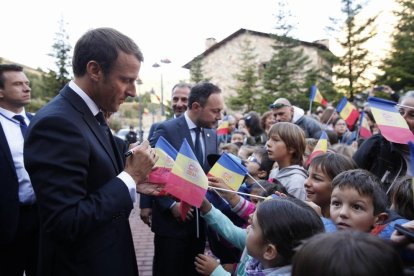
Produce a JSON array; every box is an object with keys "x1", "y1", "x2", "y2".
[
  {"x1": 228, "y1": 37, "x2": 264, "y2": 113},
  {"x1": 332, "y1": 0, "x2": 378, "y2": 101},
  {"x1": 262, "y1": 1, "x2": 315, "y2": 109},
  {"x1": 42, "y1": 18, "x2": 72, "y2": 99},
  {"x1": 190, "y1": 56, "x2": 210, "y2": 83},
  {"x1": 376, "y1": 0, "x2": 414, "y2": 92}
]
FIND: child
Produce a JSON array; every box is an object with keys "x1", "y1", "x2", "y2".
[
  {"x1": 330, "y1": 169, "x2": 389, "y2": 233},
  {"x1": 304, "y1": 152, "x2": 357, "y2": 218},
  {"x1": 195, "y1": 194, "x2": 324, "y2": 276},
  {"x1": 303, "y1": 138, "x2": 317, "y2": 166},
  {"x1": 250, "y1": 179, "x2": 289, "y2": 205},
  {"x1": 389, "y1": 176, "x2": 414, "y2": 220},
  {"x1": 267, "y1": 122, "x2": 308, "y2": 200},
  {"x1": 237, "y1": 145, "x2": 256, "y2": 162},
  {"x1": 292, "y1": 231, "x2": 404, "y2": 276},
  {"x1": 230, "y1": 130, "x2": 246, "y2": 147}
]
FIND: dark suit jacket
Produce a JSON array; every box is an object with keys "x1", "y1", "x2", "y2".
[
  {"x1": 149, "y1": 115, "x2": 218, "y2": 238},
  {"x1": 0, "y1": 112, "x2": 33, "y2": 244},
  {"x1": 24, "y1": 85, "x2": 138, "y2": 276}
]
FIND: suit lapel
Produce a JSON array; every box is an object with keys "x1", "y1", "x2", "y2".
[
  {"x1": 0, "y1": 123, "x2": 16, "y2": 173},
  {"x1": 60, "y1": 86, "x2": 122, "y2": 173}
]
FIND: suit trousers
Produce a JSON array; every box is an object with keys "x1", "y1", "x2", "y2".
[{"x1": 0, "y1": 204, "x2": 39, "y2": 276}]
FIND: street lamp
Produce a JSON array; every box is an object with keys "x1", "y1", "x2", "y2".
[
  {"x1": 136, "y1": 78, "x2": 144, "y2": 143},
  {"x1": 152, "y1": 58, "x2": 171, "y2": 116}
]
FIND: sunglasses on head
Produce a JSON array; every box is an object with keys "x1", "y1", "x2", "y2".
[
  {"x1": 247, "y1": 155, "x2": 261, "y2": 165},
  {"x1": 269, "y1": 103, "x2": 290, "y2": 109}
]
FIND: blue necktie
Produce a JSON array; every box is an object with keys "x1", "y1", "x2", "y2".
[
  {"x1": 95, "y1": 112, "x2": 115, "y2": 147},
  {"x1": 13, "y1": 115, "x2": 27, "y2": 137},
  {"x1": 194, "y1": 127, "x2": 204, "y2": 165}
]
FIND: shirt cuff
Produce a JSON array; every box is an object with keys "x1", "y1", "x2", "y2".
[
  {"x1": 118, "y1": 171, "x2": 136, "y2": 203},
  {"x1": 211, "y1": 264, "x2": 231, "y2": 276}
]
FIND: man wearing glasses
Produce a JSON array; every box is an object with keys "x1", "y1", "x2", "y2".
[{"x1": 270, "y1": 98, "x2": 322, "y2": 139}]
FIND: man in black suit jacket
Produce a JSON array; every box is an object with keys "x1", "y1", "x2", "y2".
[
  {"x1": 24, "y1": 28, "x2": 159, "y2": 276},
  {"x1": 0, "y1": 64, "x2": 38, "y2": 276},
  {"x1": 149, "y1": 82, "x2": 224, "y2": 276},
  {"x1": 140, "y1": 82, "x2": 191, "y2": 227}
]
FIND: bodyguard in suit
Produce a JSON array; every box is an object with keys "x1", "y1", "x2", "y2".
[
  {"x1": 149, "y1": 82, "x2": 224, "y2": 276},
  {"x1": 140, "y1": 83, "x2": 191, "y2": 227},
  {"x1": 0, "y1": 64, "x2": 38, "y2": 276},
  {"x1": 24, "y1": 28, "x2": 159, "y2": 276}
]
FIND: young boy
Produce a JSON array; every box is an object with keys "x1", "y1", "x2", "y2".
[{"x1": 330, "y1": 169, "x2": 389, "y2": 233}]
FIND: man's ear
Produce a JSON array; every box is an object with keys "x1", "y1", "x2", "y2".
[
  {"x1": 263, "y1": 243, "x2": 277, "y2": 261},
  {"x1": 191, "y1": 102, "x2": 201, "y2": 112},
  {"x1": 374, "y1": 212, "x2": 389, "y2": 225},
  {"x1": 86, "y1": 60, "x2": 102, "y2": 82}
]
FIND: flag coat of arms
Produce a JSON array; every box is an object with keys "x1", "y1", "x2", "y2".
[
  {"x1": 148, "y1": 136, "x2": 177, "y2": 184},
  {"x1": 305, "y1": 131, "x2": 328, "y2": 167},
  {"x1": 359, "y1": 111, "x2": 372, "y2": 139},
  {"x1": 163, "y1": 139, "x2": 208, "y2": 208},
  {"x1": 310, "y1": 85, "x2": 327, "y2": 106},
  {"x1": 208, "y1": 153, "x2": 248, "y2": 191},
  {"x1": 336, "y1": 96, "x2": 360, "y2": 128},
  {"x1": 368, "y1": 97, "x2": 414, "y2": 144}
]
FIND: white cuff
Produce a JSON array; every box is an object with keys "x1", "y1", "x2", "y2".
[{"x1": 118, "y1": 171, "x2": 136, "y2": 203}]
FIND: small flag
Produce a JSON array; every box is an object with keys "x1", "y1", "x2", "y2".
[
  {"x1": 163, "y1": 139, "x2": 208, "y2": 208},
  {"x1": 305, "y1": 131, "x2": 328, "y2": 167},
  {"x1": 369, "y1": 97, "x2": 414, "y2": 144},
  {"x1": 358, "y1": 112, "x2": 372, "y2": 139},
  {"x1": 148, "y1": 136, "x2": 177, "y2": 184},
  {"x1": 310, "y1": 85, "x2": 327, "y2": 106},
  {"x1": 208, "y1": 153, "x2": 248, "y2": 191},
  {"x1": 216, "y1": 118, "x2": 229, "y2": 135},
  {"x1": 336, "y1": 96, "x2": 360, "y2": 128}
]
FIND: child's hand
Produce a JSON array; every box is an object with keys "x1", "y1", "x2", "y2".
[
  {"x1": 194, "y1": 254, "x2": 219, "y2": 275},
  {"x1": 305, "y1": 200, "x2": 322, "y2": 216}
]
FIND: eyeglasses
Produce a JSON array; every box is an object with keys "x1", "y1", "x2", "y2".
[
  {"x1": 269, "y1": 103, "x2": 290, "y2": 109},
  {"x1": 247, "y1": 155, "x2": 261, "y2": 165}
]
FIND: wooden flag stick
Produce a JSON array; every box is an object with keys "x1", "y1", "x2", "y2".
[{"x1": 208, "y1": 185, "x2": 267, "y2": 199}]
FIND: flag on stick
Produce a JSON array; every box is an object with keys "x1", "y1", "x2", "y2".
[
  {"x1": 368, "y1": 97, "x2": 414, "y2": 144},
  {"x1": 310, "y1": 85, "x2": 328, "y2": 106},
  {"x1": 216, "y1": 118, "x2": 229, "y2": 135},
  {"x1": 164, "y1": 139, "x2": 208, "y2": 208},
  {"x1": 305, "y1": 131, "x2": 328, "y2": 167},
  {"x1": 208, "y1": 153, "x2": 248, "y2": 191},
  {"x1": 148, "y1": 136, "x2": 177, "y2": 184},
  {"x1": 358, "y1": 111, "x2": 372, "y2": 139},
  {"x1": 336, "y1": 96, "x2": 360, "y2": 128}
]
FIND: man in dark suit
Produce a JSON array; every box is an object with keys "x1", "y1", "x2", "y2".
[
  {"x1": 140, "y1": 82, "x2": 191, "y2": 227},
  {"x1": 149, "y1": 82, "x2": 224, "y2": 276},
  {"x1": 24, "y1": 28, "x2": 159, "y2": 276},
  {"x1": 0, "y1": 64, "x2": 38, "y2": 276}
]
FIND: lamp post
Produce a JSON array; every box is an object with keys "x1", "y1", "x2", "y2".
[
  {"x1": 152, "y1": 58, "x2": 171, "y2": 117},
  {"x1": 136, "y1": 78, "x2": 144, "y2": 143}
]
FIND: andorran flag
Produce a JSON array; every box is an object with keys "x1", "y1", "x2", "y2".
[
  {"x1": 305, "y1": 131, "x2": 328, "y2": 167},
  {"x1": 148, "y1": 136, "x2": 177, "y2": 184},
  {"x1": 208, "y1": 153, "x2": 248, "y2": 191},
  {"x1": 217, "y1": 118, "x2": 229, "y2": 135},
  {"x1": 310, "y1": 85, "x2": 327, "y2": 106},
  {"x1": 164, "y1": 139, "x2": 208, "y2": 208},
  {"x1": 368, "y1": 97, "x2": 414, "y2": 144},
  {"x1": 336, "y1": 96, "x2": 360, "y2": 128},
  {"x1": 358, "y1": 111, "x2": 372, "y2": 139}
]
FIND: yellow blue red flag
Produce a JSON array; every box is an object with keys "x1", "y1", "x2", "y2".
[
  {"x1": 336, "y1": 96, "x2": 360, "y2": 128},
  {"x1": 310, "y1": 85, "x2": 327, "y2": 106},
  {"x1": 148, "y1": 136, "x2": 177, "y2": 184},
  {"x1": 369, "y1": 97, "x2": 414, "y2": 144},
  {"x1": 358, "y1": 111, "x2": 372, "y2": 139},
  {"x1": 164, "y1": 139, "x2": 208, "y2": 208},
  {"x1": 305, "y1": 131, "x2": 328, "y2": 167},
  {"x1": 217, "y1": 118, "x2": 229, "y2": 135},
  {"x1": 208, "y1": 153, "x2": 248, "y2": 191}
]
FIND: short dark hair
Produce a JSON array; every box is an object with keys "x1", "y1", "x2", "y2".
[
  {"x1": 188, "y1": 82, "x2": 221, "y2": 109},
  {"x1": 331, "y1": 169, "x2": 387, "y2": 215},
  {"x1": 244, "y1": 111, "x2": 264, "y2": 136},
  {"x1": 310, "y1": 152, "x2": 357, "y2": 181},
  {"x1": 0, "y1": 64, "x2": 23, "y2": 89},
  {"x1": 390, "y1": 175, "x2": 414, "y2": 220},
  {"x1": 72, "y1": 28, "x2": 143, "y2": 77},
  {"x1": 292, "y1": 231, "x2": 404, "y2": 276},
  {"x1": 256, "y1": 197, "x2": 324, "y2": 266},
  {"x1": 253, "y1": 146, "x2": 274, "y2": 178}
]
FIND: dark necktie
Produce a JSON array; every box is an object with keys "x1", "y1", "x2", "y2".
[
  {"x1": 193, "y1": 127, "x2": 204, "y2": 165},
  {"x1": 95, "y1": 112, "x2": 116, "y2": 149},
  {"x1": 13, "y1": 115, "x2": 27, "y2": 137}
]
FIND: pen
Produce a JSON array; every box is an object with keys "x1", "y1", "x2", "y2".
[{"x1": 124, "y1": 149, "x2": 134, "y2": 157}]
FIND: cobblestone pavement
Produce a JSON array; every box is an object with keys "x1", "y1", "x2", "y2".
[{"x1": 130, "y1": 199, "x2": 154, "y2": 276}]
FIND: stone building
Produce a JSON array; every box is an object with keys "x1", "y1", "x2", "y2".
[{"x1": 183, "y1": 28, "x2": 332, "y2": 101}]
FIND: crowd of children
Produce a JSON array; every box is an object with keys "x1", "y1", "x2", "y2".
[{"x1": 190, "y1": 90, "x2": 414, "y2": 275}]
